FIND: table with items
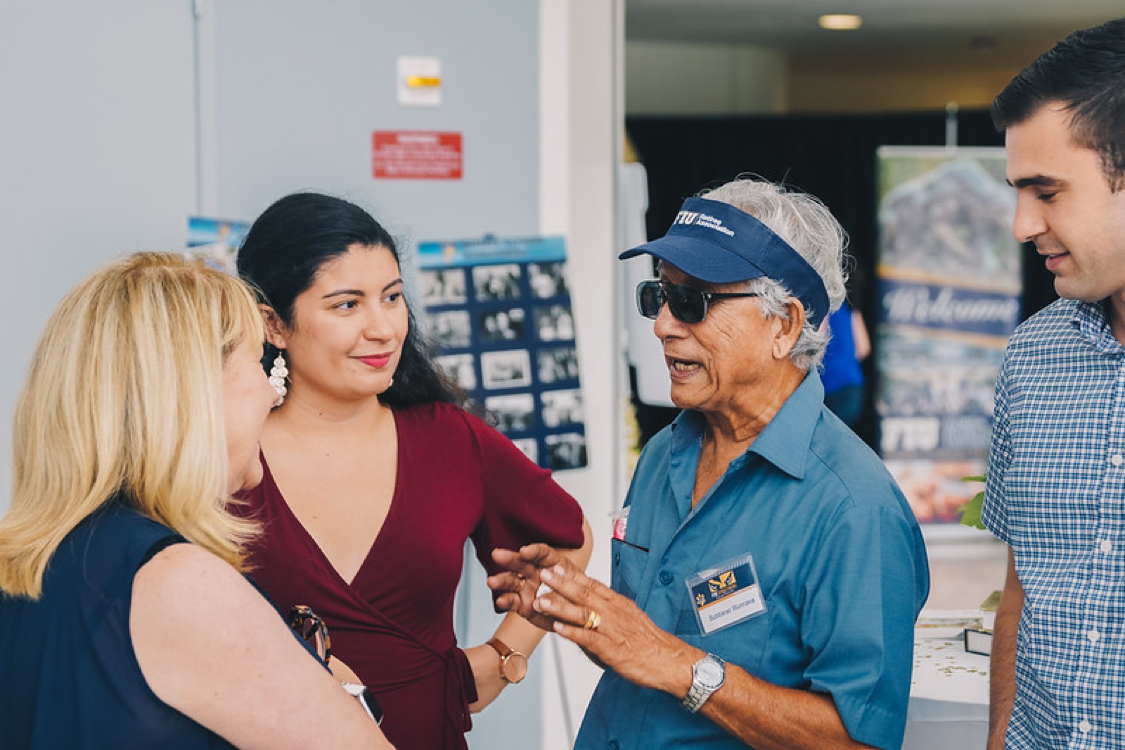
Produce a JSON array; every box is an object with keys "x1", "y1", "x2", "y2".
[{"x1": 905, "y1": 617, "x2": 990, "y2": 749}]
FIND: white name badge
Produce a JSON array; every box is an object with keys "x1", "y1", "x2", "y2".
[{"x1": 685, "y1": 554, "x2": 766, "y2": 636}]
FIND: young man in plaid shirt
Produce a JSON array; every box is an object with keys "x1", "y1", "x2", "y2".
[{"x1": 983, "y1": 17, "x2": 1125, "y2": 750}]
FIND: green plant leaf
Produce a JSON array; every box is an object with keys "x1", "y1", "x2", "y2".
[
  {"x1": 959, "y1": 491, "x2": 986, "y2": 530},
  {"x1": 958, "y1": 474, "x2": 987, "y2": 530}
]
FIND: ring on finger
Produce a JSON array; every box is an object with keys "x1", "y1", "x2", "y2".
[{"x1": 583, "y1": 609, "x2": 601, "y2": 631}]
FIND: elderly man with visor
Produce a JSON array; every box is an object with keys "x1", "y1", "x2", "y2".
[{"x1": 491, "y1": 176, "x2": 929, "y2": 750}]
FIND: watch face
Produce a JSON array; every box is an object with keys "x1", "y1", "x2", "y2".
[
  {"x1": 697, "y1": 657, "x2": 724, "y2": 688},
  {"x1": 503, "y1": 652, "x2": 529, "y2": 684}
]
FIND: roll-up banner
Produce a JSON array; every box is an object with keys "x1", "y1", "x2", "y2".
[{"x1": 875, "y1": 147, "x2": 1019, "y2": 524}]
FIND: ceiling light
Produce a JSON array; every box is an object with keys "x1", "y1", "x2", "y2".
[{"x1": 818, "y1": 14, "x2": 862, "y2": 31}]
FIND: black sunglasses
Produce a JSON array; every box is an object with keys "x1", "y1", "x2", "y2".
[
  {"x1": 287, "y1": 605, "x2": 384, "y2": 725},
  {"x1": 288, "y1": 604, "x2": 332, "y2": 664},
  {"x1": 636, "y1": 280, "x2": 760, "y2": 323}
]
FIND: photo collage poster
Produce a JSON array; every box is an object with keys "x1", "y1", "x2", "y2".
[
  {"x1": 416, "y1": 236, "x2": 588, "y2": 471},
  {"x1": 874, "y1": 147, "x2": 1020, "y2": 524}
]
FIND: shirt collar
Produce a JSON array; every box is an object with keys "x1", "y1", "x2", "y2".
[
  {"x1": 1070, "y1": 298, "x2": 1124, "y2": 355},
  {"x1": 670, "y1": 369, "x2": 825, "y2": 480}
]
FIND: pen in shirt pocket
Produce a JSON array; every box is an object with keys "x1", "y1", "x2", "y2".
[{"x1": 609, "y1": 507, "x2": 649, "y2": 552}]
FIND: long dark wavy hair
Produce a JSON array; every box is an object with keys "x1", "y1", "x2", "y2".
[{"x1": 236, "y1": 192, "x2": 463, "y2": 409}]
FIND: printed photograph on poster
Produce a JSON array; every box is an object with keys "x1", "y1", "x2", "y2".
[
  {"x1": 473, "y1": 264, "x2": 522, "y2": 301},
  {"x1": 874, "y1": 147, "x2": 1020, "y2": 524},
  {"x1": 479, "y1": 308, "x2": 526, "y2": 343},
  {"x1": 511, "y1": 438, "x2": 539, "y2": 463},
  {"x1": 534, "y1": 305, "x2": 575, "y2": 341},
  {"x1": 546, "y1": 433, "x2": 587, "y2": 471},
  {"x1": 538, "y1": 346, "x2": 580, "y2": 384},
  {"x1": 541, "y1": 389, "x2": 584, "y2": 429},
  {"x1": 429, "y1": 310, "x2": 473, "y2": 349},
  {"x1": 485, "y1": 393, "x2": 536, "y2": 433},
  {"x1": 481, "y1": 350, "x2": 533, "y2": 390},
  {"x1": 416, "y1": 235, "x2": 587, "y2": 470},
  {"x1": 434, "y1": 353, "x2": 477, "y2": 390},
  {"x1": 878, "y1": 331, "x2": 1000, "y2": 446},
  {"x1": 884, "y1": 459, "x2": 984, "y2": 524},
  {"x1": 879, "y1": 159, "x2": 1018, "y2": 279},
  {"x1": 419, "y1": 268, "x2": 467, "y2": 305},
  {"x1": 528, "y1": 262, "x2": 569, "y2": 298}
]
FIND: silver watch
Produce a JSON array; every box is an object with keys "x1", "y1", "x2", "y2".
[{"x1": 681, "y1": 653, "x2": 725, "y2": 713}]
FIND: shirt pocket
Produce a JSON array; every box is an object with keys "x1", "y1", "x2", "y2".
[{"x1": 611, "y1": 538, "x2": 649, "y2": 602}]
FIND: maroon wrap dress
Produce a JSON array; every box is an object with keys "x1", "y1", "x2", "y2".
[{"x1": 238, "y1": 402, "x2": 585, "y2": 750}]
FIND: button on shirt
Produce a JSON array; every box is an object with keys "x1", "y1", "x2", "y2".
[
  {"x1": 983, "y1": 298, "x2": 1125, "y2": 750},
  {"x1": 575, "y1": 372, "x2": 929, "y2": 750}
]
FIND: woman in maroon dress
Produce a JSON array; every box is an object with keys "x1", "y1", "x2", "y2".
[{"x1": 235, "y1": 193, "x2": 593, "y2": 750}]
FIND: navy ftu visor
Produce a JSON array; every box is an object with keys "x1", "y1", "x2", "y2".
[{"x1": 619, "y1": 196, "x2": 830, "y2": 329}]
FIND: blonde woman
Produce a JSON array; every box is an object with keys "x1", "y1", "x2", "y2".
[{"x1": 0, "y1": 253, "x2": 394, "y2": 749}]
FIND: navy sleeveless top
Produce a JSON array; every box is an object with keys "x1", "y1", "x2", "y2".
[{"x1": 0, "y1": 500, "x2": 236, "y2": 749}]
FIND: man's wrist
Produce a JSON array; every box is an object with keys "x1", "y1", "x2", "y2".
[
  {"x1": 654, "y1": 645, "x2": 704, "y2": 698},
  {"x1": 681, "y1": 653, "x2": 726, "y2": 713}
]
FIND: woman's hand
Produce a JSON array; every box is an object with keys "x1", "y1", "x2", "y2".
[
  {"x1": 487, "y1": 543, "x2": 570, "y2": 631},
  {"x1": 464, "y1": 643, "x2": 505, "y2": 713},
  {"x1": 533, "y1": 564, "x2": 698, "y2": 697}
]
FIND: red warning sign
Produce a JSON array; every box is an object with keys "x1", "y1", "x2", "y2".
[{"x1": 372, "y1": 131, "x2": 463, "y2": 180}]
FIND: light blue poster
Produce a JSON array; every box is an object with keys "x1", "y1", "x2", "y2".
[
  {"x1": 185, "y1": 216, "x2": 249, "y2": 275},
  {"x1": 417, "y1": 236, "x2": 587, "y2": 471},
  {"x1": 875, "y1": 147, "x2": 1019, "y2": 523}
]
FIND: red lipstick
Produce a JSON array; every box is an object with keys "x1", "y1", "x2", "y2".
[{"x1": 358, "y1": 354, "x2": 392, "y2": 368}]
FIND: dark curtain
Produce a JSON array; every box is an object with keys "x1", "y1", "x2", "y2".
[{"x1": 625, "y1": 109, "x2": 1057, "y2": 448}]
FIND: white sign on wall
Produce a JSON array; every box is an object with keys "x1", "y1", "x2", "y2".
[{"x1": 397, "y1": 56, "x2": 442, "y2": 106}]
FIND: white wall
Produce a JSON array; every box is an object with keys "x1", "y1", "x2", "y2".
[
  {"x1": 539, "y1": 1, "x2": 623, "y2": 747},
  {"x1": 626, "y1": 40, "x2": 786, "y2": 115},
  {"x1": 0, "y1": 1, "x2": 200, "y2": 508},
  {"x1": 207, "y1": 0, "x2": 542, "y2": 243}
]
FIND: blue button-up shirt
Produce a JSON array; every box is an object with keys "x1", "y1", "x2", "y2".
[
  {"x1": 575, "y1": 371, "x2": 929, "y2": 750},
  {"x1": 983, "y1": 298, "x2": 1125, "y2": 749}
]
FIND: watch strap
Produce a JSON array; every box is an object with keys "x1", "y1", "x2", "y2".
[
  {"x1": 681, "y1": 653, "x2": 726, "y2": 713},
  {"x1": 486, "y1": 637, "x2": 528, "y2": 684},
  {"x1": 486, "y1": 637, "x2": 513, "y2": 660}
]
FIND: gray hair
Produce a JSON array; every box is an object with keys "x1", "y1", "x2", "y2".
[{"x1": 699, "y1": 177, "x2": 848, "y2": 370}]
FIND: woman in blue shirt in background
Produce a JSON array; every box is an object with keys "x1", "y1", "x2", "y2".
[{"x1": 820, "y1": 298, "x2": 871, "y2": 428}]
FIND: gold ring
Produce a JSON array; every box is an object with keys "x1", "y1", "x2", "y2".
[
  {"x1": 583, "y1": 610, "x2": 601, "y2": 631},
  {"x1": 516, "y1": 575, "x2": 526, "y2": 591}
]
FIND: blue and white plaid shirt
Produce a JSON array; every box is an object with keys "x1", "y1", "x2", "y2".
[{"x1": 983, "y1": 297, "x2": 1125, "y2": 749}]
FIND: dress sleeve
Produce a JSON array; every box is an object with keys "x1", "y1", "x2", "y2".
[
  {"x1": 463, "y1": 413, "x2": 585, "y2": 578},
  {"x1": 800, "y1": 500, "x2": 926, "y2": 750}
]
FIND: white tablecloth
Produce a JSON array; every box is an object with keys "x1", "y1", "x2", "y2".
[{"x1": 904, "y1": 637, "x2": 990, "y2": 749}]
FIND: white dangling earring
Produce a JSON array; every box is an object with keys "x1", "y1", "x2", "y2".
[
  {"x1": 269, "y1": 352, "x2": 289, "y2": 406},
  {"x1": 388, "y1": 377, "x2": 395, "y2": 388}
]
